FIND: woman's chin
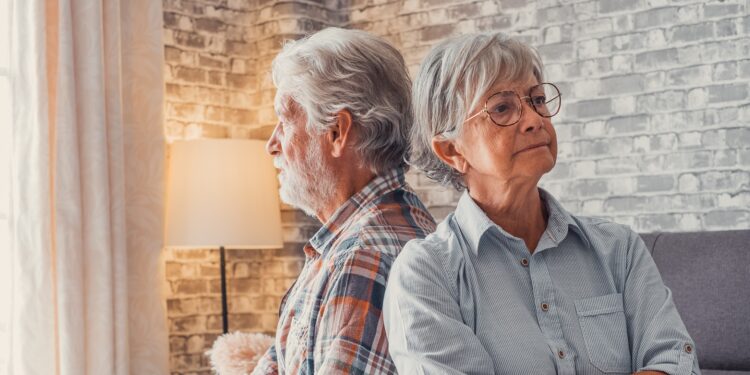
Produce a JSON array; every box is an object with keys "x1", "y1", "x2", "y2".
[{"x1": 520, "y1": 155, "x2": 555, "y2": 177}]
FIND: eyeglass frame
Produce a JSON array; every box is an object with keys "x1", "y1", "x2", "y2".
[{"x1": 463, "y1": 82, "x2": 562, "y2": 127}]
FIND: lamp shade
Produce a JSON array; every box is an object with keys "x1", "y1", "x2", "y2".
[{"x1": 164, "y1": 139, "x2": 283, "y2": 249}]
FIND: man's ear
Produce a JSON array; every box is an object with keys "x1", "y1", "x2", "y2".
[
  {"x1": 327, "y1": 109, "x2": 353, "y2": 158},
  {"x1": 431, "y1": 135, "x2": 468, "y2": 174}
]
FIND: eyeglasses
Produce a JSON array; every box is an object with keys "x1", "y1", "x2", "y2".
[{"x1": 464, "y1": 82, "x2": 562, "y2": 127}]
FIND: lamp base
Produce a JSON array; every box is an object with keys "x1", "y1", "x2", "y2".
[{"x1": 220, "y1": 245, "x2": 229, "y2": 334}]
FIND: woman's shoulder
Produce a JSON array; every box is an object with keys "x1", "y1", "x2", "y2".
[
  {"x1": 392, "y1": 214, "x2": 466, "y2": 279},
  {"x1": 542, "y1": 189, "x2": 639, "y2": 248},
  {"x1": 572, "y1": 214, "x2": 636, "y2": 239},
  {"x1": 412, "y1": 213, "x2": 458, "y2": 244},
  {"x1": 567, "y1": 213, "x2": 644, "y2": 262}
]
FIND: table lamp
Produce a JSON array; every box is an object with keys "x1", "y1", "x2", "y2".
[{"x1": 165, "y1": 139, "x2": 283, "y2": 334}]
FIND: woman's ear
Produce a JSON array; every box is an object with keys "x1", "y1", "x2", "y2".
[
  {"x1": 326, "y1": 109, "x2": 353, "y2": 158},
  {"x1": 431, "y1": 135, "x2": 468, "y2": 174}
]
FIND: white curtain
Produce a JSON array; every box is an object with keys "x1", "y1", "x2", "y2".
[{"x1": 10, "y1": 0, "x2": 169, "y2": 374}]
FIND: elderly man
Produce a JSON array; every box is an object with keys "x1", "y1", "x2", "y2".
[{"x1": 253, "y1": 27, "x2": 436, "y2": 374}]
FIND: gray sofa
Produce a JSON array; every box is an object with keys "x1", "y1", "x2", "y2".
[{"x1": 640, "y1": 230, "x2": 750, "y2": 375}]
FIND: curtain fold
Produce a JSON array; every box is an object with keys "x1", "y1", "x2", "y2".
[
  {"x1": 121, "y1": 0, "x2": 171, "y2": 373},
  {"x1": 10, "y1": 0, "x2": 169, "y2": 374},
  {"x1": 10, "y1": 2, "x2": 56, "y2": 371}
]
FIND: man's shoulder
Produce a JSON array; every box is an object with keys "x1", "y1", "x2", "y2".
[
  {"x1": 367, "y1": 186, "x2": 435, "y2": 226},
  {"x1": 338, "y1": 188, "x2": 436, "y2": 255}
]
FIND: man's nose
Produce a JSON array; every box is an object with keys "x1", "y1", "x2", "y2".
[{"x1": 266, "y1": 122, "x2": 281, "y2": 156}]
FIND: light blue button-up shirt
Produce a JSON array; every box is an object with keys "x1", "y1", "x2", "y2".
[{"x1": 383, "y1": 189, "x2": 699, "y2": 375}]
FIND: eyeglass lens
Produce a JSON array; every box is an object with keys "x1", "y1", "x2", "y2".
[{"x1": 486, "y1": 83, "x2": 561, "y2": 126}]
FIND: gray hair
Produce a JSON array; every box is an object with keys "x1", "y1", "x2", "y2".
[
  {"x1": 410, "y1": 32, "x2": 545, "y2": 190},
  {"x1": 272, "y1": 27, "x2": 412, "y2": 175}
]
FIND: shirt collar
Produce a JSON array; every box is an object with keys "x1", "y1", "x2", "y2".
[
  {"x1": 453, "y1": 188, "x2": 590, "y2": 255},
  {"x1": 308, "y1": 168, "x2": 408, "y2": 254},
  {"x1": 453, "y1": 190, "x2": 497, "y2": 254},
  {"x1": 538, "y1": 188, "x2": 591, "y2": 251}
]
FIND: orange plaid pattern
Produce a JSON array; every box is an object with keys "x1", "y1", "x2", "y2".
[{"x1": 253, "y1": 169, "x2": 435, "y2": 374}]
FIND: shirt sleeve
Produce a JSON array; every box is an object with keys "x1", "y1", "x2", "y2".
[
  {"x1": 313, "y1": 247, "x2": 397, "y2": 374},
  {"x1": 251, "y1": 344, "x2": 279, "y2": 375},
  {"x1": 383, "y1": 241, "x2": 495, "y2": 375},
  {"x1": 623, "y1": 230, "x2": 701, "y2": 375}
]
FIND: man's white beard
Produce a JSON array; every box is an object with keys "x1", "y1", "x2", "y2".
[{"x1": 274, "y1": 140, "x2": 335, "y2": 219}]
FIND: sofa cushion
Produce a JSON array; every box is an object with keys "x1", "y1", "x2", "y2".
[
  {"x1": 639, "y1": 232, "x2": 660, "y2": 253},
  {"x1": 649, "y1": 230, "x2": 750, "y2": 371},
  {"x1": 702, "y1": 370, "x2": 750, "y2": 375}
]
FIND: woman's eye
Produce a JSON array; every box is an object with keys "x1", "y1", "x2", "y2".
[
  {"x1": 490, "y1": 104, "x2": 509, "y2": 113},
  {"x1": 533, "y1": 96, "x2": 546, "y2": 105}
]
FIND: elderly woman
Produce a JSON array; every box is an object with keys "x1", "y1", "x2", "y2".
[{"x1": 383, "y1": 33, "x2": 699, "y2": 375}]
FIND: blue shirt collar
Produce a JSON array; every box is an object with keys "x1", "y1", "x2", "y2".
[
  {"x1": 538, "y1": 188, "x2": 591, "y2": 251},
  {"x1": 453, "y1": 188, "x2": 591, "y2": 255}
]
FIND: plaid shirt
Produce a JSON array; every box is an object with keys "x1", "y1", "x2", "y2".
[{"x1": 253, "y1": 168, "x2": 435, "y2": 375}]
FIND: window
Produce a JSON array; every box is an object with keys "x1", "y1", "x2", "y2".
[{"x1": 0, "y1": 0, "x2": 13, "y2": 373}]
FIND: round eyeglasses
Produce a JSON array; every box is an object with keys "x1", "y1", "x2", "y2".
[{"x1": 465, "y1": 82, "x2": 562, "y2": 127}]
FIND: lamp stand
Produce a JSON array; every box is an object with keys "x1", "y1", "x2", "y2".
[{"x1": 220, "y1": 245, "x2": 229, "y2": 334}]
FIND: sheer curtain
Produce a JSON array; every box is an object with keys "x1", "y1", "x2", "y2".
[{"x1": 9, "y1": 1, "x2": 169, "y2": 374}]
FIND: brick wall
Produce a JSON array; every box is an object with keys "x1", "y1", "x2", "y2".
[
  {"x1": 163, "y1": 0, "x2": 347, "y2": 140},
  {"x1": 162, "y1": 0, "x2": 334, "y2": 373},
  {"x1": 350, "y1": 0, "x2": 750, "y2": 231},
  {"x1": 162, "y1": 0, "x2": 749, "y2": 373},
  {"x1": 164, "y1": 248, "x2": 303, "y2": 373}
]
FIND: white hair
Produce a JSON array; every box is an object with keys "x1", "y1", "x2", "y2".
[
  {"x1": 410, "y1": 32, "x2": 545, "y2": 190},
  {"x1": 272, "y1": 27, "x2": 413, "y2": 175},
  {"x1": 274, "y1": 131, "x2": 335, "y2": 217}
]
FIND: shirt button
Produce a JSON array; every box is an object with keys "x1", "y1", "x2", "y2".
[
  {"x1": 541, "y1": 303, "x2": 549, "y2": 311},
  {"x1": 684, "y1": 343, "x2": 693, "y2": 354},
  {"x1": 558, "y1": 350, "x2": 565, "y2": 359},
  {"x1": 520, "y1": 258, "x2": 529, "y2": 267}
]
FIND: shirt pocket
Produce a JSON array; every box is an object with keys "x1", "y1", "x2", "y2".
[{"x1": 574, "y1": 293, "x2": 631, "y2": 374}]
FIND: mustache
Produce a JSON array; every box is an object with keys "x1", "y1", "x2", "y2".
[{"x1": 273, "y1": 158, "x2": 284, "y2": 169}]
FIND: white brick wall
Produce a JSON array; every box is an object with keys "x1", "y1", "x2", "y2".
[{"x1": 354, "y1": 0, "x2": 750, "y2": 231}]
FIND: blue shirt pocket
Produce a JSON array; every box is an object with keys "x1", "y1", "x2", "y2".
[{"x1": 575, "y1": 293, "x2": 632, "y2": 374}]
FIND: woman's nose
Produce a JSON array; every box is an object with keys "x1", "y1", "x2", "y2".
[{"x1": 519, "y1": 101, "x2": 544, "y2": 133}]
